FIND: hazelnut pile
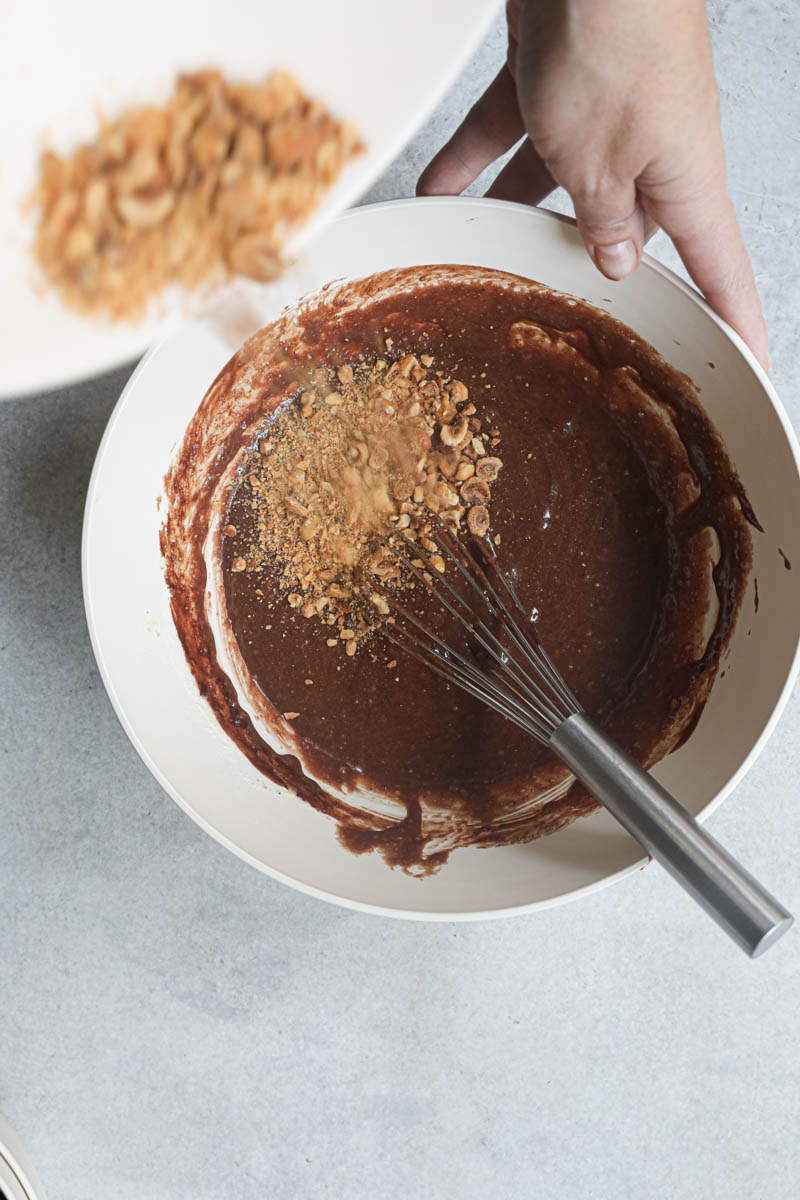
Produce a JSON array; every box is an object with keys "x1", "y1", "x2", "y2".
[
  {"x1": 31, "y1": 69, "x2": 362, "y2": 319},
  {"x1": 228, "y1": 350, "x2": 503, "y2": 655}
]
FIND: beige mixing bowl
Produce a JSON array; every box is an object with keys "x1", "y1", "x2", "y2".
[{"x1": 83, "y1": 198, "x2": 800, "y2": 917}]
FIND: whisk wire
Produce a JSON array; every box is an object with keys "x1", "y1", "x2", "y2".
[
  {"x1": 392, "y1": 542, "x2": 563, "y2": 737},
  {"x1": 384, "y1": 573, "x2": 557, "y2": 742},
  {"x1": 394, "y1": 524, "x2": 578, "y2": 734},
  {"x1": 440, "y1": 526, "x2": 581, "y2": 719},
  {"x1": 382, "y1": 612, "x2": 552, "y2": 742},
  {"x1": 483, "y1": 545, "x2": 582, "y2": 715}
]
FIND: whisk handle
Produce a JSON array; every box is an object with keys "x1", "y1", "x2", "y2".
[{"x1": 550, "y1": 713, "x2": 793, "y2": 957}]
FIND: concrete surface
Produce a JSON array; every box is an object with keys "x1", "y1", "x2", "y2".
[{"x1": 1, "y1": 4, "x2": 799, "y2": 1198}]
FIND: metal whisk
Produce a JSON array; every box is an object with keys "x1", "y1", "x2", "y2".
[{"x1": 381, "y1": 522, "x2": 792, "y2": 958}]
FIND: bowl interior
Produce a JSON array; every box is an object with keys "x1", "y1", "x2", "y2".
[{"x1": 83, "y1": 197, "x2": 800, "y2": 917}]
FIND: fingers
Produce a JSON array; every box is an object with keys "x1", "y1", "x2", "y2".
[
  {"x1": 641, "y1": 170, "x2": 769, "y2": 370},
  {"x1": 417, "y1": 65, "x2": 525, "y2": 197},
  {"x1": 643, "y1": 214, "x2": 659, "y2": 244},
  {"x1": 569, "y1": 176, "x2": 648, "y2": 281},
  {"x1": 486, "y1": 137, "x2": 556, "y2": 207}
]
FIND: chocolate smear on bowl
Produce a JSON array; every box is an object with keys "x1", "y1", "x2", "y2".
[{"x1": 162, "y1": 265, "x2": 754, "y2": 874}]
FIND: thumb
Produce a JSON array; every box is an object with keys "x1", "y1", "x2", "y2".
[
  {"x1": 640, "y1": 161, "x2": 770, "y2": 370},
  {"x1": 570, "y1": 179, "x2": 647, "y2": 281}
]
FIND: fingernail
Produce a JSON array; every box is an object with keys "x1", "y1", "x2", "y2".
[{"x1": 593, "y1": 240, "x2": 638, "y2": 280}]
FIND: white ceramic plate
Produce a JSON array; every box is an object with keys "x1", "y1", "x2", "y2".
[
  {"x1": 83, "y1": 197, "x2": 800, "y2": 919},
  {"x1": 0, "y1": 1115, "x2": 47, "y2": 1200},
  {"x1": 1, "y1": 0, "x2": 498, "y2": 399}
]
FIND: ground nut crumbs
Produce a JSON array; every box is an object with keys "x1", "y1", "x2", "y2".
[
  {"x1": 31, "y1": 69, "x2": 362, "y2": 320},
  {"x1": 233, "y1": 354, "x2": 501, "y2": 654}
]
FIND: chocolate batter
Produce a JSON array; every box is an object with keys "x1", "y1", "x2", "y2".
[{"x1": 162, "y1": 266, "x2": 753, "y2": 872}]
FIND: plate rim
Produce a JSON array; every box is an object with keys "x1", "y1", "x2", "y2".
[
  {"x1": 82, "y1": 195, "x2": 800, "y2": 921},
  {"x1": 3, "y1": 0, "x2": 501, "y2": 401}
]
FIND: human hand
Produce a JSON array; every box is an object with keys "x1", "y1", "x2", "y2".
[{"x1": 418, "y1": 0, "x2": 769, "y2": 369}]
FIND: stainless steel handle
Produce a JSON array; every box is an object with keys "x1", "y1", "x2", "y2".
[{"x1": 550, "y1": 713, "x2": 793, "y2": 957}]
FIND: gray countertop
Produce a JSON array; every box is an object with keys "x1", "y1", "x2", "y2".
[{"x1": 1, "y1": 6, "x2": 799, "y2": 1198}]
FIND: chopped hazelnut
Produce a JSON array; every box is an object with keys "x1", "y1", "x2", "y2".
[
  {"x1": 368, "y1": 443, "x2": 389, "y2": 470},
  {"x1": 438, "y1": 446, "x2": 460, "y2": 478},
  {"x1": 397, "y1": 354, "x2": 418, "y2": 378},
  {"x1": 392, "y1": 475, "x2": 414, "y2": 501},
  {"x1": 435, "y1": 482, "x2": 459, "y2": 508},
  {"x1": 467, "y1": 505, "x2": 490, "y2": 537},
  {"x1": 31, "y1": 69, "x2": 362, "y2": 320},
  {"x1": 300, "y1": 516, "x2": 320, "y2": 540},
  {"x1": 461, "y1": 477, "x2": 491, "y2": 505},
  {"x1": 475, "y1": 456, "x2": 502, "y2": 482},
  {"x1": 285, "y1": 496, "x2": 309, "y2": 517},
  {"x1": 229, "y1": 349, "x2": 501, "y2": 653},
  {"x1": 440, "y1": 416, "x2": 469, "y2": 447}
]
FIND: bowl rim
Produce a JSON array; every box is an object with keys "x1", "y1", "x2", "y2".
[
  {"x1": 82, "y1": 195, "x2": 800, "y2": 921},
  {"x1": 0, "y1": 1115, "x2": 48, "y2": 1200}
]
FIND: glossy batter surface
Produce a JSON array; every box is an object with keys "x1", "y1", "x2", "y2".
[{"x1": 162, "y1": 267, "x2": 753, "y2": 870}]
